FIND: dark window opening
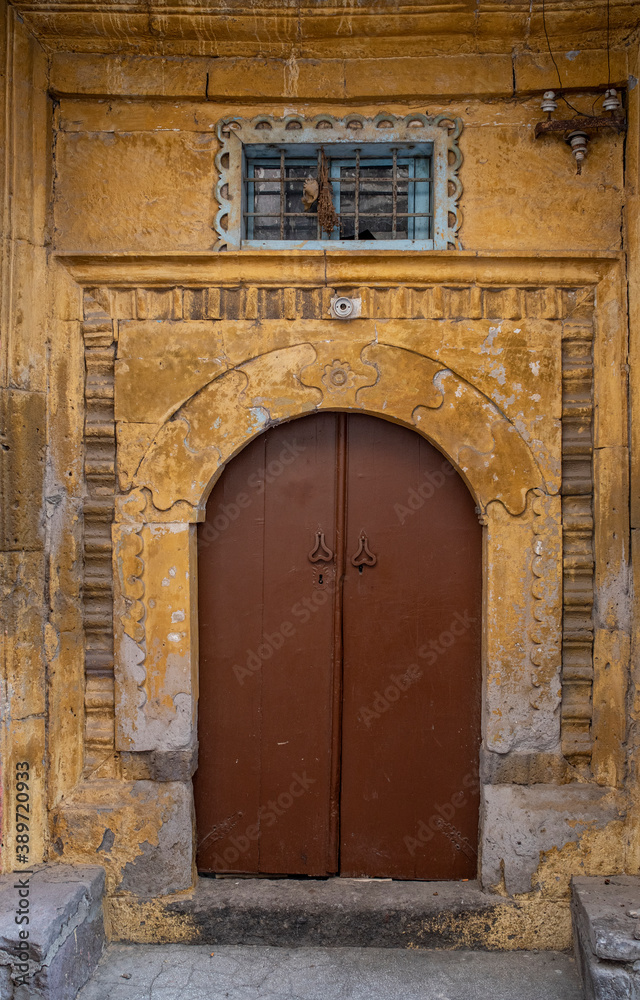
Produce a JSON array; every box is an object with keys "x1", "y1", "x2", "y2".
[{"x1": 244, "y1": 143, "x2": 432, "y2": 243}]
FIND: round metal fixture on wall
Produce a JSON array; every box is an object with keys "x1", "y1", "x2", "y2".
[{"x1": 330, "y1": 296, "x2": 360, "y2": 320}]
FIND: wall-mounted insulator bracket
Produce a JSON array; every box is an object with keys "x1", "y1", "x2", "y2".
[
  {"x1": 566, "y1": 130, "x2": 589, "y2": 174},
  {"x1": 541, "y1": 90, "x2": 558, "y2": 114},
  {"x1": 603, "y1": 88, "x2": 621, "y2": 112},
  {"x1": 534, "y1": 114, "x2": 626, "y2": 174}
]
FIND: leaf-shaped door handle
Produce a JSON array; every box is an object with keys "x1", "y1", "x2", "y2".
[
  {"x1": 308, "y1": 531, "x2": 334, "y2": 563},
  {"x1": 351, "y1": 532, "x2": 377, "y2": 568}
]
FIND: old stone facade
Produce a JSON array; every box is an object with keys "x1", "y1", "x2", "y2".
[{"x1": 2, "y1": 0, "x2": 640, "y2": 952}]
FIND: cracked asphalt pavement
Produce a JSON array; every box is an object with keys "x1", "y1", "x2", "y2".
[{"x1": 76, "y1": 943, "x2": 583, "y2": 999}]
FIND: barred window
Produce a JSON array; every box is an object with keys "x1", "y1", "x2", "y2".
[
  {"x1": 244, "y1": 144, "x2": 432, "y2": 242},
  {"x1": 215, "y1": 114, "x2": 462, "y2": 250}
]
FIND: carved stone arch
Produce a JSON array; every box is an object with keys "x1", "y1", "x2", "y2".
[
  {"x1": 113, "y1": 338, "x2": 560, "y2": 770},
  {"x1": 126, "y1": 341, "x2": 545, "y2": 521}
]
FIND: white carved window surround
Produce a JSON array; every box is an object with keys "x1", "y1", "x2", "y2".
[{"x1": 215, "y1": 112, "x2": 463, "y2": 251}]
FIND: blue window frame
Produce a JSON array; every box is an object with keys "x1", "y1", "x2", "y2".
[
  {"x1": 244, "y1": 143, "x2": 432, "y2": 246},
  {"x1": 215, "y1": 113, "x2": 464, "y2": 250}
]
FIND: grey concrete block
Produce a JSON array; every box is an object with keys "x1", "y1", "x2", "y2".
[
  {"x1": 0, "y1": 865, "x2": 105, "y2": 1000},
  {"x1": 479, "y1": 749, "x2": 574, "y2": 786},
  {"x1": 481, "y1": 784, "x2": 624, "y2": 894},
  {"x1": 116, "y1": 782, "x2": 194, "y2": 896},
  {"x1": 120, "y1": 746, "x2": 198, "y2": 782}
]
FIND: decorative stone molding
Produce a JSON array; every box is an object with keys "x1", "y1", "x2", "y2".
[
  {"x1": 483, "y1": 495, "x2": 562, "y2": 753},
  {"x1": 561, "y1": 309, "x2": 595, "y2": 762},
  {"x1": 529, "y1": 491, "x2": 563, "y2": 713},
  {"x1": 214, "y1": 112, "x2": 463, "y2": 250},
  {"x1": 127, "y1": 340, "x2": 545, "y2": 520},
  {"x1": 82, "y1": 310, "x2": 117, "y2": 774},
  {"x1": 113, "y1": 523, "x2": 197, "y2": 754},
  {"x1": 56, "y1": 250, "x2": 619, "y2": 290},
  {"x1": 116, "y1": 526, "x2": 145, "y2": 647},
  {"x1": 13, "y1": 4, "x2": 640, "y2": 64},
  {"x1": 76, "y1": 273, "x2": 598, "y2": 782},
  {"x1": 58, "y1": 247, "x2": 628, "y2": 908},
  {"x1": 73, "y1": 281, "x2": 591, "y2": 326},
  {"x1": 104, "y1": 314, "x2": 559, "y2": 760},
  {"x1": 320, "y1": 359, "x2": 360, "y2": 395}
]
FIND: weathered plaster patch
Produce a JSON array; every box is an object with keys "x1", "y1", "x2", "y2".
[
  {"x1": 51, "y1": 781, "x2": 194, "y2": 896},
  {"x1": 481, "y1": 326, "x2": 502, "y2": 353},
  {"x1": 489, "y1": 364, "x2": 507, "y2": 385},
  {"x1": 481, "y1": 784, "x2": 625, "y2": 895}
]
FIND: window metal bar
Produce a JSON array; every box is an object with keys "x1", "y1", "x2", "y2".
[
  {"x1": 331, "y1": 158, "x2": 343, "y2": 241},
  {"x1": 246, "y1": 162, "x2": 254, "y2": 240},
  {"x1": 279, "y1": 149, "x2": 285, "y2": 240},
  {"x1": 243, "y1": 211, "x2": 433, "y2": 218},
  {"x1": 354, "y1": 148, "x2": 360, "y2": 238},
  {"x1": 407, "y1": 156, "x2": 414, "y2": 240},
  {"x1": 246, "y1": 149, "x2": 433, "y2": 241},
  {"x1": 333, "y1": 177, "x2": 432, "y2": 184},
  {"x1": 413, "y1": 148, "x2": 431, "y2": 240},
  {"x1": 392, "y1": 147, "x2": 398, "y2": 239},
  {"x1": 242, "y1": 175, "x2": 432, "y2": 184},
  {"x1": 317, "y1": 148, "x2": 322, "y2": 240}
]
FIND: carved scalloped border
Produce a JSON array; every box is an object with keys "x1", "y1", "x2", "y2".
[{"x1": 214, "y1": 111, "x2": 463, "y2": 249}]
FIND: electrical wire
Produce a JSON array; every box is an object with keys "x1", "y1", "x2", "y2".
[
  {"x1": 607, "y1": 0, "x2": 611, "y2": 87},
  {"x1": 541, "y1": 0, "x2": 598, "y2": 119}
]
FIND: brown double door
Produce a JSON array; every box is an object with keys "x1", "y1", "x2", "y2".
[{"x1": 194, "y1": 413, "x2": 481, "y2": 880}]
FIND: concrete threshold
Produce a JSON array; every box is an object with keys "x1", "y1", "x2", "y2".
[{"x1": 105, "y1": 876, "x2": 571, "y2": 951}]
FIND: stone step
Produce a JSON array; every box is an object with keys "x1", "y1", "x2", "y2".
[
  {"x1": 0, "y1": 865, "x2": 105, "y2": 1000},
  {"x1": 572, "y1": 875, "x2": 640, "y2": 999},
  {"x1": 105, "y1": 876, "x2": 569, "y2": 950}
]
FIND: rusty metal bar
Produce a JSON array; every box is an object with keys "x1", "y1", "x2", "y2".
[
  {"x1": 391, "y1": 147, "x2": 398, "y2": 239},
  {"x1": 243, "y1": 211, "x2": 432, "y2": 218},
  {"x1": 317, "y1": 148, "x2": 322, "y2": 239},
  {"x1": 354, "y1": 149, "x2": 360, "y2": 239},
  {"x1": 279, "y1": 149, "x2": 285, "y2": 239},
  {"x1": 243, "y1": 212, "x2": 431, "y2": 219},
  {"x1": 534, "y1": 115, "x2": 626, "y2": 137},
  {"x1": 243, "y1": 175, "x2": 432, "y2": 184}
]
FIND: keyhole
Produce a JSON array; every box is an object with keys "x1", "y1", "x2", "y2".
[
  {"x1": 319, "y1": 574, "x2": 323, "y2": 585},
  {"x1": 359, "y1": 565, "x2": 364, "y2": 574}
]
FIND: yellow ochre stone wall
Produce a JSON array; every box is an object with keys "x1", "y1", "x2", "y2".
[{"x1": 2, "y1": 0, "x2": 640, "y2": 949}]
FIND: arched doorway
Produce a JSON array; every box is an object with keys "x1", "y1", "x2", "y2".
[{"x1": 194, "y1": 412, "x2": 482, "y2": 879}]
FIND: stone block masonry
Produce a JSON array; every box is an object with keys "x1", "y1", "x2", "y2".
[
  {"x1": 572, "y1": 876, "x2": 640, "y2": 999},
  {"x1": 0, "y1": 866, "x2": 105, "y2": 1000}
]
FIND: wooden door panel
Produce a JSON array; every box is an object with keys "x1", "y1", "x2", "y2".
[
  {"x1": 339, "y1": 415, "x2": 482, "y2": 879},
  {"x1": 195, "y1": 414, "x2": 340, "y2": 875},
  {"x1": 196, "y1": 412, "x2": 482, "y2": 881}
]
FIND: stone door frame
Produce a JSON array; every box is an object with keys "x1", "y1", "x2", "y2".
[{"x1": 43, "y1": 250, "x2": 627, "y2": 898}]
